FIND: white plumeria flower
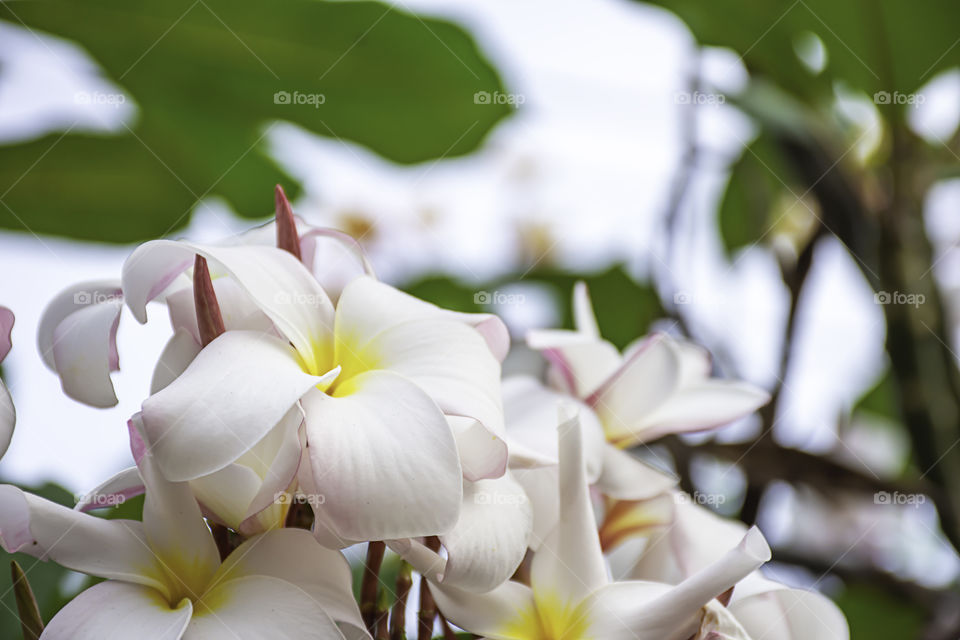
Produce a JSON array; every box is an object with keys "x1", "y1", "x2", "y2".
[
  {"x1": 75, "y1": 411, "x2": 304, "y2": 535},
  {"x1": 0, "y1": 440, "x2": 368, "y2": 639},
  {"x1": 35, "y1": 213, "x2": 374, "y2": 409},
  {"x1": 527, "y1": 282, "x2": 770, "y2": 448},
  {"x1": 120, "y1": 238, "x2": 507, "y2": 544},
  {"x1": 624, "y1": 494, "x2": 849, "y2": 639},
  {"x1": 407, "y1": 407, "x2": 772, "y2": 640},
  {"x1": 0, "y1": 306, "x2": 15, "y2": 458}
]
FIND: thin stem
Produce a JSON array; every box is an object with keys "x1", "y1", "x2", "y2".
[
  {"x1": 390, "y1": 561, "x2": 412, "y2": 640},
  {"x1": 361, "y1": 541, "x2": 386, "y2": 633},
  {"x1": 417, "y1": 537, "x2": 442, "y2": 640}
]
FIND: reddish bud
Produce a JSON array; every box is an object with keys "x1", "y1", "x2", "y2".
[
  {"x1": 194, "y1": 255, "x2": 225, "y2": 347},
  {"x1": 274, "y1": 184, "x2": 302, "y2": 261}
]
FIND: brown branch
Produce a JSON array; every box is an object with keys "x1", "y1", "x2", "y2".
[
  {"x1": 362, "y1": 541, "x2": 386, "y2": 634},
  {"x1": 390, "y1": 561, "x2": 412, "y2": 640},
  {"x1": 417, "y1": 537, "x2": 442, "y2": 640}
]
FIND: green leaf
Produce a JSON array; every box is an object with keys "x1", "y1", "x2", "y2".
[
  {"x1": 853, "y1": 369, "x2": 900, "y2": 421},
  {"x1": 0, "y1": 0, "x2": 510, "y2": 241},
  {"x1": 833, "y1": 583, "x2": 925, "y2": 640}
]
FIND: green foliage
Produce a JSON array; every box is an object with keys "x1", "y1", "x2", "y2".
[
  {"x1": 834, "y1": 584, "x2": 926, "y2": 640},
  {"x1": 403, "y1": 265, "x2": 665, "y2": 350},
  {"x1": 853, "y1": 369, "x2": 899, "y2": 421},
  {"x1": 0, "y1": 0, "x2": 510, "y2": 242}
]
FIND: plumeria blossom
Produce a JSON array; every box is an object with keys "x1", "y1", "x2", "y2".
[
  {"x1": 0, "y1": 434, "x2": 368, "y2": 639},
  {"x1": 405, "y1": 407, "x2": 773, "y2": 640},
  {"x1": 620, "y1": 495, "x2": 849, "y2": 639},
  {"x1": 0, "y1": 306, "x2": 15, "y2": 458},
  {"x1": 122, "y1": 240, "x2": 507, "y2": 544},
  {"x1": 527, "y1": 282, "x2": 770, "y2": 448}
]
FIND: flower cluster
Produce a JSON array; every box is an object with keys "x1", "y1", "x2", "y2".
[{"x1": 0, "y1": 186, "x2": 848, "y2": 639}]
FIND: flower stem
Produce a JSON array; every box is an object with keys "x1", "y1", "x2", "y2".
[
  {"x1": 361, "y1": 541, "x2": 386, "y2": 633},
  {"x1": 390, "y1": 561, "x2": 412, "y2": 640},
  {"x1": 417, "y1": 536, "x2": 441, "y2": 640}
]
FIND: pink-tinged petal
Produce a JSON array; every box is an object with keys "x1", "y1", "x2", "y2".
[
  {"x1": 166, "y1": 278, "x2": 274, "y2": 346},
  {"x1": 41, "y1": 580, "x2": 192, "y2": 640},
  {"x1": 355, "y1": 318, "x2": 505, "y2": 478},
  {"x1": 596, "y1": 444, "x2": 677, "y2": 501},
  {"x1": 0, "y1": 485, "x2": 169, "y2": 594},
  {"x1": 135, "y1": 429, "x2": 220, "y2": 601},
  {"x1": 0, "y1": 379, "x2": 14, "y2": 460},
  {"x1": 590, "y1": 333, "x2": 681, "y2": 447},
  {"x1": 439, "y1": 472, "x2": 532, "y2": 592},
  {"x1": 527, "y1": 328, "x2": 623, "y2": 398},
  {"x1": 730, "y1": 588, "x2": 849, "y2": 640},
  {"x1": 140, "y1": 331, "x2": 333, "y2": 481},
  {"x1": 0, "y1": 306, "x2": 14, "y2": 362},
  {"x1": 123, "y1": 241, "x2": 334, "y2": 372},
  {"x1": 636, "y1": 382, "x2": 770, "y2": 441},
  {"x1": 530, "y1": 407, "x2": 608, "y2": 605},
  {"x1": 587, "y1": 528, "x2": 771, "y2": 640},
  {"x1": 336, "y1": 276, "x2": 507, "y2": 364},
  {"x1": 303, "y1": 372, "x2": 462, "y2": 541},
  {"x1": 75, "y1": 466, "x2": 145, "y2": 513},
  {"x1": 37, "y1": 281, "x2": 121, "y2": 370},
  {"x1": 427, "y1": 579, "x2": 537, "y2": 640},
  {"x1": 503, "y1": 376, "x2": 606, "y2": 483},
  {"x1": 49, "y1": 298, "x2": 123, "y2": 407},
  {"x1": 186, "y1": 575, "x2": 347, "y2": 639},
  {"x1": 210, "y1": 528, "x2": 365, "y2": 636},
  {"x1": 150, "y1": 329, "x2": 201, "y2": 394}
]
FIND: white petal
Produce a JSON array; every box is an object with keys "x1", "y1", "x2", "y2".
[
  {"x1": 137, "y1": 436, "x2": 220, "y2": 600},
  {"x1": 210, "y1": 528, "x2": 365, "y2": 635},
  {"x1": 526, "y1": 329, "x2": 622, "y2": 397},
  {"x1": 596, "y1": 444, "x2": 677, "y2": 501},
  {"x1": 303, "y1": 372, "x2": 462, "y2": 541},
  {"x1": 0, "y1": 305, "x2": 13, "y2": 362},
  {"x1": 511, "y1": 464, "x2": 559, "y2": 551},
  {"x1": 37, "y1": 280, "x2": 121, "y2": 370},
  {"x1": 123, "y1": 241, "x2": 335, "y2": 371},
  {"x1": 590, "y1": 334, "x2": 680, "y2": 447},
  {"x1": 75, "y1": 466, "x2": 144, "y2": 513},
  {"x1": 637, "y1": 381, "x2": 770, "y2": 440},
  {"x1": 587, "y1": 527, "x2": 771, "y2": 640},
  {"x1": 503, "y1": 376, "x2": 606, "y2": 483},
  {"x1": 0, "y1": 379, "x2": 14, "y2": 460},
  {"x1": 187, "y1": 575, "x2": 346, "y2": 639},
  {"x1": 141, "y1": 331, "x2": 331, "y2": 481},
  {"x1": 150, "y1": 329, "x2": 201, "y2": 395},
  {"x1": 530, "y1": 407, "x2": 608, "y2": 605},
  {"x1": 572, "y1": 281, "x2": 600, "y2": 338},
  {"x1": 355, "y1": 318, "x2": 505, "y2": 478},
  {"x1": 427, "y1": 579, "x2": 537, "y2": 640},
  {"x1": 439, "y1": 472, "x2": 532, "y2": 592},
  {"x1": 0, "y1": 485, "x2": 168, "y2": 594},
  {"x1": 730, "y1": 588, "x2": 849, "y2": 640},
  {"x1": 41, "y1": 580, "x2": 192, "y2": 640},
  {"x1": 449, "y1": 416, "x2": 510, "y2": 482},
  {"x1": 50, "y1": 298, "x2": 123, "y2": 407}
]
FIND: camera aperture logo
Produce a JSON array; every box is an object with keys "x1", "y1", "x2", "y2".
[
  {"x1": 473, "y1": 91, "x2": 525, "y2": 106},
  {"x1": 274, "y1": 90, "x2": 326, "y2": 109}
]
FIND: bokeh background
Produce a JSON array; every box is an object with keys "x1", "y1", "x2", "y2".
[{"x1": 2, "y1": 0, "x2": 960, "y2": 637}]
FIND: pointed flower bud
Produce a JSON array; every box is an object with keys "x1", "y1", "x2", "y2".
[
  {"x1": 11, "y1": 560, "x2": 43, "y2": 640},
  {"x1": 274, "y1": 184, "x2": 302, "y2": 261},
  {"x1": 193, "y1": 255, "x2": 225, "y2": 347}
]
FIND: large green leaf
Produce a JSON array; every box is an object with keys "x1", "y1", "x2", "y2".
[
  {"x1": 0, "y1": 0, "x2": 510, "y2": 241},
  {"x1": 639, "y1": 0, "x2": 960, "y2": 101}
]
